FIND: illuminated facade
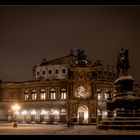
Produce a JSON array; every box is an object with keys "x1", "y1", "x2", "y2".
[{"x1": 0, "y1": 49, "x2": 119, "y2": 124}]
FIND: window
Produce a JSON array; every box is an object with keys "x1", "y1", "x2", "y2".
[
  {"x1": 62, "y1": 69, "x2": 66, "y2": 74},
  {"x1": 50, "y1": 109, "x2": 55, "y2": 114},
  {"x1": 24, "y1": 90, "x2": 29, "y2": 101},
  {"x1": 61, "y1": 88, "x2": 66, "y2": 100},
  {"x1": 61, "y1": 109, "x2": 66, "y2": 113},
  {"x1": 37, "y1": 71, "x2": 40, "y2": 76},
  {"x1": 61, "y1": 93, "x2": 66, "y2": 100},
  {"x1": 32, "y1": 93, "x2": 37, "y2": 100},
  {"x1": 51, "y1": 93, "x2": 56, "y2": 100},
  {"x1": 98, "y1": 93, "x2": 102, "y2": 100},
  {"x1": 24, "y1": 94, "x2": 29, "y2": 101},
  {"x1": 50, "y1": 89, "x2": 56, "y2": 100},
  {"x1": 104, "y1": 93, "x2": 108, "y2": 100},
  {"x1": 41, "y1": 93, "x2": 46, "y2": 100},
  {"x1": 113, "y1": 73, "x2": 116, "y2": 77},
  {"x1": 61, "y1": 109, "x2": 66, "y2": 115},
  {"x1": 49, "y1": 70, "x2": 52, "y2": 74},
  {"x1": 109, "y1": 72, "x2": 112, "y2": 77},
  {"x1": 98, "y1": 70, "x2": 101, "y2": 75},
  {"x1": 42, "y1": 71, "x2": 46, "y2": 75},
  {"x1": 104, "y1": 71, "x2": 107, "y2": 75},
  {"x1": 55, "y1": 69, "x2": 59, "y2": 74},
  {"x1": 92, "y1": 71, "x2": 97, "y2": 78},
  {"x1": 32, "y1": 90, "x2": 37, "y2": 100},
  {"x1": 40, "y1": 89, "x2": 46, "y2": 100}
]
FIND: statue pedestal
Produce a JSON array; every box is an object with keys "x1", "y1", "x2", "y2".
[{"x1": 97, "y1": 75, "x2": 140, "y2": 130}]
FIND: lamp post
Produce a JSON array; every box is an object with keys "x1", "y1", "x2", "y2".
[{"x1": 11, "y1": 104, "x2": 20, "y2": 127}]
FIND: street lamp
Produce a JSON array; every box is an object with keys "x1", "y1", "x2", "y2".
[{"x1": 11, "y1": 104, "x2": 20, "y2": 127}]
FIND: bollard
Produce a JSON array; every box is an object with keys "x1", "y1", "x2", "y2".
[{"x1": 13, "y1": 122, "x2": 18, "y2": 127}]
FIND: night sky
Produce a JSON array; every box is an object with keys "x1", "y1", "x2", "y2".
[{"x1": 0, "y1": 6, "x2": 140, "y2": 83}]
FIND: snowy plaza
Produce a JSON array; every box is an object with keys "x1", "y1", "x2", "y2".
[{"x1": 0, "y1": 123, "x2": 140, "y2": 135}]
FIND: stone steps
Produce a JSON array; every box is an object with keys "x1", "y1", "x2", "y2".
[
  {"x1": 97, "y1": 124, "x2": 140, "y2": 130},
  {"x1": 99, "y1": 120, "x2": 140, "y2": 125},
  {"x1": 114, "y1": 117, "x2": 140, "y2": 120}
]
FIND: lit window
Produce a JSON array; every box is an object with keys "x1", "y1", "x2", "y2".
[
  {"x1": 97, "y1": 109, "x2": 101, "y2": 115},
  {"x1": 40, "y1": 89, "x2": 46, "y2": 100},
  {"x1": 51, "y1": 109, "x2": 55, "y2": 114},
  {"x1": 61, "y1": 109, "x2": 66, "y2": 113},
  {"x1": 41, "y1": 93, "x2": 46, "y2": 100},
  {"x1": 32, "y1": 90, "x2": 37, "y2": 100},
  {"x1": 61, "y1": 92, "x2": 66, "y2": 100},
  {"x1": 32, "y1": 93, "x2": 37, "y2": 100},
  {"x1": 98, "y1": 94, "x2": 102, "y2": 100},
  {"x1": 104, "y1": 93, "x2": 108, "y2": 100},
  {"x1": 51, "y1": 93, "x2": 56, "y2": 100},
  {"x1": 24, "y1": 90, "x2": 29, "y2": 101},
  {"x1": 61, "y1": 88, "x2": 66, "y2": 100},
  {"x1": 24, "y1": 94, "x2": 29, "y2": 101},
  {"x1": 50, "y1": 89, "x2": 56, "y2": 100}
]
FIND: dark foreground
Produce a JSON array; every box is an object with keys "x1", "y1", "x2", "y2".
[{"x1": 0, "y1": 123, "x2": 140, "y2": 135}]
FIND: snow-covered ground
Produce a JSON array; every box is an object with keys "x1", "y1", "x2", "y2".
[{"x1": 0, "y1": 123, "x2": 140, "y2": 135}]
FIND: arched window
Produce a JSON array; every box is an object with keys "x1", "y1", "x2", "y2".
[
  {"x1": 98, "y1": 93, "x2": 102, "y2": 100},
  {"x1": 50, "y1": 109, "x2": 55, "y2": 114},
  {"x1": 32, "y1": 90, "x2": 37, "y2": 100},
  {"x1": 61, "y1": 109, "x2": 66, "y2": 114},
  {"x1": 97, "y1": 109, "x2": 101, "y2": 115},
  {"x1": 50, "y1": 89, "x2": 56, "y2": 100},
  {"x1": 40, "y1": 89, "x2": 46, "y2": 100},
  {"x1": 104, "y1": 93, "x2": 108, "y2": 100},
  {"x1": 61, "y1": 88, "x2": 66, "y2": 100},
  {"x1": 109, "y1": 72, "x2": 112, "y2": 78},
  {"x1": 24, "y1": 90, "x2": 29, "y2": 101},
  {"x1": 104, "y1": 89, "x2": 111, "y2": 100}
]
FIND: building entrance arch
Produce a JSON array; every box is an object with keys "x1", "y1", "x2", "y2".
[{"x1": 78, "y1": 105, "x2": 88, "y2": 124}]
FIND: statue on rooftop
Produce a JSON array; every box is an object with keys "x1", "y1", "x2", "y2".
[
  {"x1": 75, "y1": 49, "x2": 88, "y2": 66},
  {"x1": 77, "y1": 49, "x2": 87, "y2": 61}
]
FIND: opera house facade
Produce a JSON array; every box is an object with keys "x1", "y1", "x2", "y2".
[{"x1": 0, "y1": 49, "x2": 139, "y2": 124}]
